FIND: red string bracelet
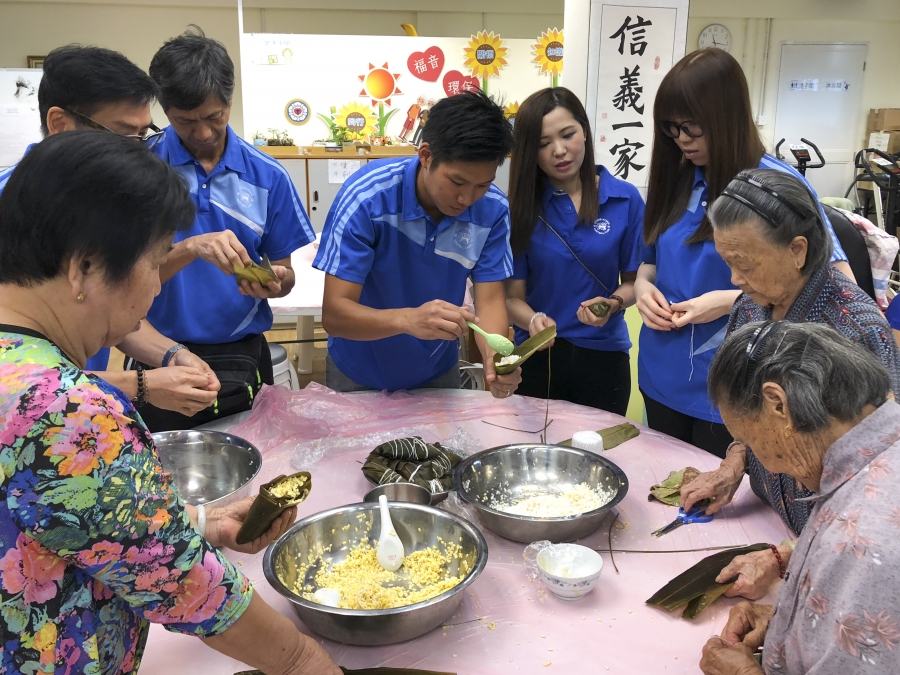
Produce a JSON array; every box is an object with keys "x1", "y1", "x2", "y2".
[{"x1": 769, "y1": 544, "x2": 786, "y2": 579}]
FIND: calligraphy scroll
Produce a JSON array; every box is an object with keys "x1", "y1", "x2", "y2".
[{"x1": 587, "y1": 0, "x2": 688, "y2": 189}]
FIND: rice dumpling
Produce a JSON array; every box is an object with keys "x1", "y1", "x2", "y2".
[
  {"x1": 235, "y1": 471, "x2": 312, "y2": 545},
  {"x1": 648, "y1": 467, "x2": 700, "y2": 506}
]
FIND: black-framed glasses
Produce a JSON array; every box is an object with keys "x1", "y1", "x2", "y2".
[
  {"x1": 65, "y1": 108, "x2": 163, "y2": 147},
  {"x1": 742, "y1": 321, "x2": 778, "y2": 387},
  {"x1": 660, "y1": 120, "x2": 703, "y2": 139}
]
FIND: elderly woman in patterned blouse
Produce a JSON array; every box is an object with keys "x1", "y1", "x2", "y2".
[
  {"x1": 0, "y1": 133, "x2": 339, "y2": 674},
  {"x1": 699, "y1": 321, "x2": 900, "y2": 675},
  {"x1": 680, "y1": 168, "x2": 900, "y2": 600}
]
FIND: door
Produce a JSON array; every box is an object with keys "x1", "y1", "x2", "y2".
[
  {"x1": 277, "y1": 157, "x2": 308, "y2": 215},
  {"x1": 306, "y1": 158, "x2": 366, "y2": 233},
  {"x1": 772, "y1": 43, "x2": 867, "y2": 199}
]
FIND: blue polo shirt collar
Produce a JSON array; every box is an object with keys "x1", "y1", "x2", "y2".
[
  {"x1": 598, "y1": 164, "x2": 632, "y2": 204},
  {"x1": 160, "y1": 125, "x2": 246, "y2": 175},
  {"x1": 693, "y1": 165, "x2": 707, "y2": 189},
  {"x1": 401, "y1": 156, "x2": 473, "y2": 226}
]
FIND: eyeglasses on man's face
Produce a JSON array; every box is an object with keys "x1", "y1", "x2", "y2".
[
  {"x1": 660, "y1": 119, "x2": 704, "y2": 139},
  {"x1": 65, "y1": 108, "x2": 163, "y2": 148}
]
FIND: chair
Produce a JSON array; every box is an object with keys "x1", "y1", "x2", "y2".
[
  {"x1": 823, "y1": 204, "x2": 877, "y2": 301},
  {"x1": 269, "y1": 342, "x2": 301, "y2": 391}
]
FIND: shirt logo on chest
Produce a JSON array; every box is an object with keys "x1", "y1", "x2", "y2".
[
  {"x1": 593, "y1": 218, "x2": 611, "y2": 235},
  {"x1": 453, "y1": 223, "x2": 474, "y2": 249},
  {"x1": 237, "y1": 186, "x2": 256, "y2": 209}
]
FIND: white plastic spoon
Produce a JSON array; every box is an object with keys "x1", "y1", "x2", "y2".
[
  {"x1": 312, "y1": 587, "x2": 341, "y2": 607},
  {"x1": 376, "y1": 495, "x2": 405, "y2": 572}
]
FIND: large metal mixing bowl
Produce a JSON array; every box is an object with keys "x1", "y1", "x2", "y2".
[
  {"x1": 454, "y1": 444, "x2": 629, "y2": 543},
  {"x1": 263, "y1": 502, "x2": 488, "y2": 645},
  {"x1": 153, "y1": 430, "x2": 262, "y2": 509}
]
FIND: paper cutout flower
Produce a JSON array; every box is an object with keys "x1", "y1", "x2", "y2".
[
  {"x1": 534, "y1": 28, "x2": 564, "y2": 86},
  {"x1": 504, "y1": 102, "x2": 519, "y2": 120},
  {"x1": 359, "y1": 63, "x2": 402, "y2": 106},
  {"x1": 464, "y1": 31, "x2": 508, "y2": 91},
  {"x1": 335, "y1": 101, "x2": 378, "y2": 139}
]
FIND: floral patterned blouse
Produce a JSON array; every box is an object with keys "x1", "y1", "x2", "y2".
[
  {"x1": 726, "y1": 266, "x2": 900, "y2": 535},
  {"x1": 0, "y1": 329, "x2": 252, "y2": 674},
  {"x1": 763, "y1": 399, "x2": 900, "y2": 673}
]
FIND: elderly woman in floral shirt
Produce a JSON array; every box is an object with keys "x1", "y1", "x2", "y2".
[
  {"x1": 699, "y1": 321, "x2": 900, "y2": 675},
  {"x1": 0, "y1": 133, "x2": 339, "y2": 674}
]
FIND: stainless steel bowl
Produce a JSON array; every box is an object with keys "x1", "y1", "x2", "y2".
[
  {"x1": 153, "y1": 430, "x2": 262, "y2": 509},
  {"x1": 364, "y1": 474, "x2": 449, "y2": 505},
  {"x1": 263, "y1": 502, "x2": 488, "y2": 645},
  {"x1": 363, "y1": 483, "x2": 432, "y2": 505},
  {"x1": 454, "y1": 443, "x2": 629, "y2": 543}
]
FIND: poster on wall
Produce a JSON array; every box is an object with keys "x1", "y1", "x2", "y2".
[
  {"x1": 586, "y1": 0, "x2": 689, "y2": 189},
  {"x1": 0, "y1": 69, "x2": 43, "y2": 168},
  {"x1": 240, "y1": 33, "x2": 555, "y2": 147}
]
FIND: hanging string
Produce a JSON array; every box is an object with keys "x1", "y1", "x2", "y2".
[
  {"x1": 541, "y1": 343, "x2": 552, "y2": 444},
  {"x1": 688, "y1": 323, "x2": 696, "y2": 382}
]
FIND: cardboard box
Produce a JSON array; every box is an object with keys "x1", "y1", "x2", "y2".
[
  {"x1": 871, "y1": 108, "x2": 900, "y2": 132},
  {"x1": 868, "y1": 131, "x2": 900, "y2": 155}
]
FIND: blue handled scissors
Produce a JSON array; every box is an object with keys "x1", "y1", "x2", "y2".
[{"x1": 651, "y1": 503, "x2": 713, "y2": 537}]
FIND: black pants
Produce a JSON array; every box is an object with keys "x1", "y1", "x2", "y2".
[
  {"x1": 131, "y1": 333, "x2": 274, "y2": 433},
  {"x1": 516, "y1": 338, "x2": 631, "y2": 416},
  {"x1": 641, "y1": 390, "x2": 733, "y2": 458}
]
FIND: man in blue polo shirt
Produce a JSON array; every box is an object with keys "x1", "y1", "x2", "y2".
[
  {"x1": 0, "y1": 44, "x2": 220, "y2": 418},
  {"x1": 315, "y1": 91, "x2": 522, "y2": 398},
  {"x1": 141, "y1": 27, "x2": 314, "y2": 430}
]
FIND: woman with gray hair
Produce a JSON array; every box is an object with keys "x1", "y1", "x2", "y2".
[
  {"x1": 699, "y1": 321, "x2": 900, "y2": 675},
  {"x1": 681, "y1": 167, "x2": 900, "y2": 598}
]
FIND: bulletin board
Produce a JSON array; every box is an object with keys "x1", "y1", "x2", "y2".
[
  {"x1": 0, "y1": 69, "x2": 43, "y2": 168},
  {"x1": 239, "y1": 31, "x2": 565, "y2": 147}
]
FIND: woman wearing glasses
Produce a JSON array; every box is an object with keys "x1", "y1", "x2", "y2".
[
  {"x1": 505, "y1": 87, "x2": 644, "y2": 414},
  {"x1": 678, "y1": 168, "x2": 899, "y2": 602},
  {"x1": 634, "y1": 48, "x2": 852, "y2": 457}
]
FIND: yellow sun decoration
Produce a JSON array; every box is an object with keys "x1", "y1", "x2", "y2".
[
  {"x1": 534, "y1": 28, "x2": 564, "y2": 86},
  {"x1": 335, "y1": 101, "x2": 377, "y2": 139},
  {"x1": 464, "y1": 31, "x2": 508, "y2": 82}
]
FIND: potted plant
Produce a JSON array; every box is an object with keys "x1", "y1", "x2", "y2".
[{"x1": 252, "y1": 130, "x2": 267, "y2": 146}]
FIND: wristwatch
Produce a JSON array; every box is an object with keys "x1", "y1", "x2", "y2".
[
  {"x1": 161, "y1": 343, "x2": 188, "y2": 367},
  {"x1": 609, "y1": 294, "x2": 626, "y2": 314}
]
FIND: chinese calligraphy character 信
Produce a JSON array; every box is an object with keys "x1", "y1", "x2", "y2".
[
  {"x1": 610, "y1": 139, "x2": 645, "y2": 180},
  {"x1": 609, "y1": 15, "x2": 653, "y2": 56},
  {"x1": 612, "y1": 65, "x2": 644, "y2": 115}
]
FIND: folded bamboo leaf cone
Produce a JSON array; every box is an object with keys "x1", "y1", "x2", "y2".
[{"x1": 235, "y1": 471, "x2": 311, "y2": 545}]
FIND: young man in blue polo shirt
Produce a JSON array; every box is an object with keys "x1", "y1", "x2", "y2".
[
  {"x1": 0, "y1": 44, "x2": 220, "y2": 418},
  {"x1": 314, "y1": 91, "x2": 522, "y2": 398},
  {"x1": 143, "y1": 27, "x2": 315, "y2": 430}
]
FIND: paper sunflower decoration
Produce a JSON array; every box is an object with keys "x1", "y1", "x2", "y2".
[
  {"x1": 464, "y1": 31, "x2": 508, "y2": 94},
  {"x1": 504, "y1": 101, "x2": 519, "y2": 127},
  {"x1": 358, "y1": 62, "x2": 403, "y2": 137},
  {"x1": 335, "y1": 101, "x2": 377, "y2": 140},
  {"x1": 534, "y1": 28, "x2": 564, "y2": 87}
]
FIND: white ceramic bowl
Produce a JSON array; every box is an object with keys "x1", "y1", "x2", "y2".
[{"x1": 536, "y1": 543, "x2": 603, "y2": 601}]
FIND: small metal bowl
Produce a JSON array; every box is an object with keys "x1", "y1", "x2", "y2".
[
  {"x1": 153, "y1": 430, "x2": 262, "y2": 509},
  {"x1": 454, "y1": 443, "x2": 628, "y2": 543},
  {"x1": 263, "y1": 502, "x2": 488, "y2": 645},
  {"x1": 364, "y1": 483, "x2": 432, "y2": 505},
  {"x1": 364, "y1": 474, "x2": 449, "y2": 505}
]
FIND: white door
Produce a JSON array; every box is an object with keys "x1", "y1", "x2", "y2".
[{"x1": 772, "y1": 43, "x2": 867, "y2": 199}]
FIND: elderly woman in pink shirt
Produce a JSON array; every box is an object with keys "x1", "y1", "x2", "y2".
[{"x1": 699, "y1": 321, "x2": 900, "y2": 675}]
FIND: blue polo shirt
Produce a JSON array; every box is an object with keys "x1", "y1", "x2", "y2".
[
  {"x1": 149, "y1": 125, "x2": 314, "y2": 344},
  {"x1": 512, "y1": 166, "x2": 644, "y2": 352},
  {"x1": 314, "y1": 156, "x2": 513, "y2": 391},
  {"x1": 639, "y1": 153, "x2": 848, "y2": 423},
  {"x1": 3, "y1": 150, "x2": 115, "y2": 369},
  {"x1": 886, "y1": 295, "x2": 900, "y2": 331}
]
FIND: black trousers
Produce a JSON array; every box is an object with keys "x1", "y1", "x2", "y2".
[
  {"x1": 641, "y1": 390, "x2": 733, "y2": 458},
  {"x1": 516, "y1": 338, "x2": 631, "y2": 416},
  {"x1": 131, "y1": 333, "x2": 274, "y2": 432}
]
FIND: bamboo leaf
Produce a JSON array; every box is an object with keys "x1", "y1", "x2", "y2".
[
  {"x1": 557, "y1": 422, "x2": 639, "y2": 450},
  {"x1": 682, "y1": 582, "x2": 734, "y2": 619},
  {"x1": 648, "y1": 467, "x2": 700, "y2": 506},
  {"x1": 646, "y1": 544, "x2": 769, "y2": 613}
]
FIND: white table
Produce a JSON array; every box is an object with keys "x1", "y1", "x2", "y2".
[{"x1": 269, "y1": 239, "x2": 324, "y2": 374}]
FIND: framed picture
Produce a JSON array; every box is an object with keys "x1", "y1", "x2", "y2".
[{"x1": 27, "y1": 56, "x2": 46, "y2": 69}]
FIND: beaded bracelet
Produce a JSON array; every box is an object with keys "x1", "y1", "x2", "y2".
[
  {"x1": 768, "y1": 543, "x2": 786, "y2": 579},
  {"x1": 135, "y1": 365, "x2": 148, "y2": 405},
  {"x1": 529, "y1": 312, "x2": 547, "y2": 329}
]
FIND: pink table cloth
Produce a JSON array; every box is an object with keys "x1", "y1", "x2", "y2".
[{"x1": 142, "y1": 385, "x2": 792, "y2": 675}]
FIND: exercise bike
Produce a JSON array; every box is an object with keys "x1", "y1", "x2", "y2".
[
  {"x1": 844, "y1": 148, "x2": 900, "y2": 239},
  {"x1": 775, "y1": 137, "x2": 825, "y2": 177}
]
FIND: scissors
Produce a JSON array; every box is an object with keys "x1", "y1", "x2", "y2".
[{"x1": 651, "y1": 502, "x2": 713, "y2": 537}]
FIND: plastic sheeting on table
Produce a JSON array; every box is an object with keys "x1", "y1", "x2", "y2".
[{"x1": 143, "y1": 387, "x2": 793, "y2": 675}]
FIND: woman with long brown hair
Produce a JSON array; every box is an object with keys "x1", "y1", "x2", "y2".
[
  {"x1": 505, "y1": 87, "x2": 644, "y2": 414},
  {"x1": 634, "y1": 48, "x2": 851, "y2": 457}
]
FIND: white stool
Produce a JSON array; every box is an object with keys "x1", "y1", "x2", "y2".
[{"x1": 269, "y1": 343, "x2": 301, "y2": 391}]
